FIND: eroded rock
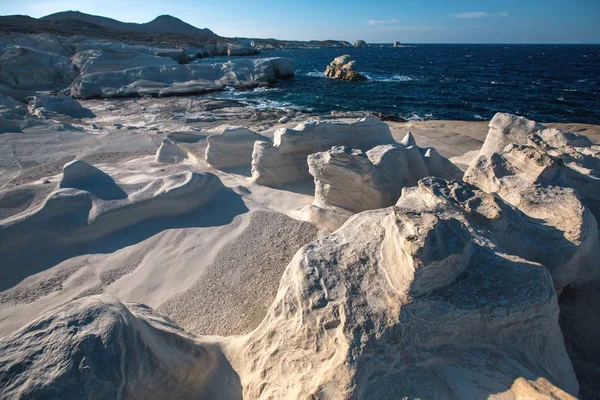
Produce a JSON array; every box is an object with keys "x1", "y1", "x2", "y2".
[{"x1": 324, "y1": 55, "x2": 367, "y2": 82}]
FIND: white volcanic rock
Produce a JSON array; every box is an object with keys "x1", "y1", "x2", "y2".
[
  {"x1": 0, "y1": 46, "x2": 76, "y2": 99},
  {"x1": 478, "y1": 112, "x2": 544, "y2": 159},
  {"x1": 0, "y1": 170, "x2": 225, "y2": 279},
  {"x1": 251, "y1": 116, "x2": 395, "y2": 186},
  {"x1": 59, "y1": 160, "x2": 126, "y2": 200},
  {"x1": 28, "y1": 94, "x2": 95, "y2": 118},
  {"x1": 205, "y1": 126, "x2": 262, "y2": 169},
  {"x1": 237, "y1": 177, "x2": 578, "y2": 399},
  {"x1": 227, "y1": 45, "x2": 260, "y2": 56},
  {"x1": 308, "y1": 146, "x2": 383, "y2": 213},
  {"x1": 324, "y1": 54, "x2": 367, "y2": 82},
  {"x1": 0, "y1": 94, "x2": 26, "y2": 119},
  {"x1": 155, "y1": 138, "x2": 189, "y2": 163},
  {"x1": 305, "y1": 134, "x2": 463, "y2": 224},
  {"x1": 0, "y1": 295, "x2": 241, "y2": 399},
  {"x1": 465, "y1": 114, "x2": 600, "y2": 290},
  {"x1": 0, "y1": 117, "x2": 22, "y2": 134},
  {"x1": 70, "y1": 56, "x2": 294, "y2": 99},
  {"x1": 72, "y1": 49, "x2": 178, "y2": 75},
  {"x1": 353, "y1": 39, "x2": 368, "y2": 47}
]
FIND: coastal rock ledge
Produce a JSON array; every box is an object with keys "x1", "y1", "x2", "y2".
[{"x1": 324, "y1": 55, "x2": 368, "y2": 82}]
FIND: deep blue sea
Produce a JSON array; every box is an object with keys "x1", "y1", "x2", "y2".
[{"x1": 199, "y1": 44, "x2": 600, "y2": 124}]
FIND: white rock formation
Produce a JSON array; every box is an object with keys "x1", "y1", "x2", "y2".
[
  {"x1": 205, "y1": 126, "x2": 262, "y2": 169},
  {"x1": 0, "y1": 46, "x2": 76, "y2": 100},
  {"x1": 307, "y1": 137, "x2": 463, "y2": 217},
  {"x1": 353, "y1": 39, "x2": 368, "y2": 47},
  {"x1": 70, "y1": 55, "x2": 294, "y2": 99},
  {"x1": 227, "y1": 45, "x2": 260, "y2": 56},
  {"x1": 237, "y1": 177, "x2": 579, "y2": 399},
  {"x1": 155, "y1": 138, "x2": 189, "y2": 163},
  {"x1": 0, "y1": 295, "x2": 241, "y2": 399},
  {"x1": 28, "y1": 94, "x2": 95, "y2": 118},
  {"x1": 0, "y1": 94, "x2": 26, "y2": 119},
  {"x1": 251, "y1": 117, "x2": 396, "y2": 186},
  {"x1": 393, "y1": 41, "x2": 403, "y2": 47},
  {"x1": 465, "y1": 113, "x2": 600, "y2": 290},
  {"x1": 0, "y1": 169, "x2": 225, "y2": 275}
]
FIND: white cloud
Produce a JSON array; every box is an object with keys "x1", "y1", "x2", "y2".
[
  {"x1": 451, "y1": 11, "x2": 490, "y2": 19},
  {"x1": 367, "y1": 18, "x2": 398, "y2": 25},
  {"x1": 499, "y1": 11, "x2": 509, "y2": 17}
]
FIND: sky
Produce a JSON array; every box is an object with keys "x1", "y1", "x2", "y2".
[{"x1": 1, "y1": 0, "x2": 599, "y2": 43}]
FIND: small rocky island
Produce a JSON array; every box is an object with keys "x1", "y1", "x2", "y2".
[
  {"x1": 353, "y1": 39, "x2": 368, "y2": 47},
  {"x1": 324, "y1": 55, "x2": 368, "y2": 82}
]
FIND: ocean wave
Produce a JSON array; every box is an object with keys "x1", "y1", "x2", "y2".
[
  {"x1": 302, "y1": 70, "x2": 326, "y2": 78},
  {"x1": 363, "y1": 73, "x2": 415, "y2": 83}
]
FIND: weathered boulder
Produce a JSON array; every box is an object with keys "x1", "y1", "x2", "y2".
[
  {"x1": 0, "y1": 295, "x2": 241, "y2": 400},
  {"x1": 0, "y1": 46, "x2": 76, "y2": 99},
  {"x1": 205, "y1": 126, "x2": 262, "y2": 169},
  {"x1": 28, "y1": 94, "x2": 95, "y2": 118},
  {"x1": 155, "y1": 138, "x2": 188, "y2": 163},
  {"x1": 324, "y1": 55, "x2": 367, "y2": 82},
  {"x1": 477, "y1": 112, "x2": 544, "y2": 159},
  {"x1": 251, "y1": 116, "x2": 395, "y2": 186},
  {"x1": 353, "y1": 39, "x2": 368, "y2": 47},
  {"x1": 307, "y1": 138, "x2": 463, "y2": 217}
]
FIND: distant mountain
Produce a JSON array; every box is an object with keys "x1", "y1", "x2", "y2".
[{"x1": 40, "y1": 11, "x2": 217, "y2": 38}]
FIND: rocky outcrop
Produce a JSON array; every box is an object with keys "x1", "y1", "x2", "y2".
[
  {"x1": 238, "y1": 177, "x2": 579, "y2": 399},
  {"x1": 0, "y1": 295, "x2": 241, "y2": 399},
  {"x1": 0, "y1": 94, "x2": 26, "y2": 120},
  {"x1": 155, "y1": 138, "x2": 189, "y2": 163},
  {"x1": 205, "y1": 126, "x2": 262, "y2": 169},
  {"x1": 59, "y1": 160, "x2": 126, "y2": 200},
  {"x1": 306, "y1": 135, "x2": 463, "y2": 217},
  {"x1": 393, "y1": 41, "x2": 403, "y2": 47},
  {"x1": 28, "y1": 94, "x2": 95, "y2": 118},
  {"x1": 251, "y1": 116, "x2": 396, "y2": 186},
  {"x1": 70, "y1": 55, "x2": 294, "y2": 99},
  {"x1": 464, "y1": 114, "x2": 600, "y2": 291},
  {"x1": 227, "y1": 45, "x2": 260, "y2": 56},
  {"x1": 324, "y1": 55, "x2": 367, "y2": 82},
  {"x1": 353, "y1": 39, "x2": 368, "y2": 47},
  {"x1": 0, "y1": 46, "x2": 76, "y2": 100}
]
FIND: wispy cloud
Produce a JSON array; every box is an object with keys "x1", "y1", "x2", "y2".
[
  {"x1": 451, "y1": 11, "x2": 490, "y2": 19},
  {"x1": 367, "y1": 18, "x2": 397, "y2": 25},
  {"x1": 369, "y1": 25, "x2": 443, "y2": 32},
  {"x1": 499, "y1": 11, "x2": 509, "y2": 17}
]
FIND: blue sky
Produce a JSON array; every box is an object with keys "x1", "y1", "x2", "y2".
[{"x1": 1, "y1": 0, "x2": 599, "y2": 43}]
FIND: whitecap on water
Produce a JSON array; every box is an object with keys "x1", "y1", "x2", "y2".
[{"x1": 363, "y1": 73, "x2": 415, "y2": 82}]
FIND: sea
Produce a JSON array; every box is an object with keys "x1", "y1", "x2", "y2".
[{"x1": 197, "y1": 44, "x2": 600, "y2": 124}]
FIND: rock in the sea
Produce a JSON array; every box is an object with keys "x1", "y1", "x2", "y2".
[
  {"x1": 0, "y1": 295, "x2": 241, "y2": 400},
  {"x1": 251, "y1": 116, "x2": 395, "y2": 186},
  {"x1": 155, "y1": 138, "x2": 188, "y2": 163},
  {"x1": 0, "y1": 46, "x2": 76, "y2": 100},
  {"x1": 70, "y1": 55, "x2": 294, "y2": 99},
  {"x1": 205, "y1": 126, "x2": 262, "y2": 169},
  {"x1": 353, "y1": 39, "x2": 368, "y2": 47},
  {"x1": 324, "y1": 55, "x2": 368, "y2": 82},
  {"x1": 238, "y1": 176, "x2": 579, "y2": 399},
  {"x1": 393, "y1": 41, "x2": 403, "y2": 47},
  {"x1": 307, "y1": 138, "x2": 463, "y2": 216},
  {"x1": 28, "y1": 94, "x2": 95, "y2": 118}
]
